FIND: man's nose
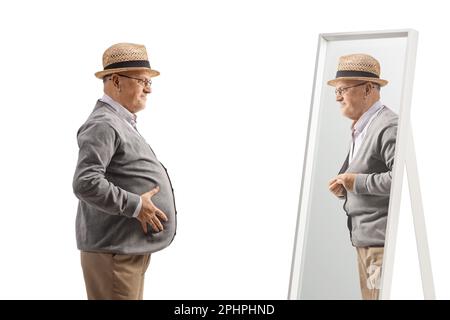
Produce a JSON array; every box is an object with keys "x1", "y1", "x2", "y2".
[
  {"x1": 144, "y1": 87, "x2": 151, "y2": 94},
  {"x1": 336, "y1": 95, "x2": 343, "y2": 102}
]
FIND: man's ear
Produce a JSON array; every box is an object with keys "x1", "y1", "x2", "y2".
[
  {"x1": 365, "y1": 83, "x2": 371, "y2": 94},
  {"x1": 110, "y1": 74, "x2": 120, "y2": 88}
]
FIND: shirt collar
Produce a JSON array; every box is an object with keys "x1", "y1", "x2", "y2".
[
  {"x1": 352, "y1": 100, "x2": 383, "y2": 135},
  {"x1": 100, "y1": 94, "x2": 137, "y2": 127}
]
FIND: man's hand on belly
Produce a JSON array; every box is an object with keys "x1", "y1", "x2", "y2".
[
  {"x1": 137, "y1": 186, "x2": 169, "y2": 234},
  {"x1": 329, "y1": 173, "x2": 357, "y2": 195},
  {"x1": 328, "y1": 177, "x2": 346, "y2": 198}
]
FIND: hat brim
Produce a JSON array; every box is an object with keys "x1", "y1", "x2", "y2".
[
  {"x1": 327, "y1": 77, "x2": 388, "y2": 87},
  {"x1": 95, "y1": 67, "x2": 160, "y2": 79}
]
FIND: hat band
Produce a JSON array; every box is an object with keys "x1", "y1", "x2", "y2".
[
  {"x1": 336, "y1": 70, "x2": 379, "y2": 79},
  {"x1": 104, "y1": 60, "x2": 151, "y2": 70}
]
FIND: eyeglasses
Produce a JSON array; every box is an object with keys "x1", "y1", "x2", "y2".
[
  {"x1": 335, "y1": 82, "x2": 367, "y2": 96},
  {"x1": 115, "y1": 74, "x2": 152, "y2": 88}
]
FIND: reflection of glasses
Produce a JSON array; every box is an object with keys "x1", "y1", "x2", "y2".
[
  {"x1": 335, "y1": 82, "x2": 367, "y2": 96},
  {"x1": 116, "y1": 74, "x2": 152, "y2": 88}
]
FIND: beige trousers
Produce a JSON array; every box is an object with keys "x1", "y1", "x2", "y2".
[
  {"x1": 356, "y1": 247, "x2": 384, "y2": 300},
  {"x1": 80, "y1": 251, "x2": 151, "y2": 300}
]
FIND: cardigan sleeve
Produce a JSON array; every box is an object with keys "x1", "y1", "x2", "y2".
[
  {"x1": 72, "y1": 121, "x2": 141, "y2": 217},
  {"x1": 353, "y1": 124, "x2": 397, "y2": 196}
]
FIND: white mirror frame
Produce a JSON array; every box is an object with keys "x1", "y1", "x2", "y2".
[{"x1": 288, "y1": 29, "x2": 435, "y2": 300}]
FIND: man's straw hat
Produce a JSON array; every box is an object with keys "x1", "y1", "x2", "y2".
[
  {"x1": 327, "y1": 53, "x2": 388, "y2": 87},
  {"x1": 95, "y1": 43, "x2": 160, "y2": 79}
]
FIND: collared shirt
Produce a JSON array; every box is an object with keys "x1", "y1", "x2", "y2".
[
  {"x1": 349, "y1": 100, "x2": 384, "y2": 163},
  {"x1": 99, "y1": 94, "x2": 142, "y2": 218},
  {"x1": 100, "y1": 94, "x2": 139, "y2": 132}
]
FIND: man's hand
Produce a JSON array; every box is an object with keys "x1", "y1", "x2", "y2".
[
  {"x1": 137, "y1": 186, "x2": 168, "y2": 234},
  {"x1": 328, "y1": 177, "x2": 346, "y2": 198},
  {"x1": 328, "y1": 173, "x2": 357, "y2": 197}
]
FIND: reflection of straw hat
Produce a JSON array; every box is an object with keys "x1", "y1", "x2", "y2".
[
  {"x1": 327, "y1": 53, "x2": 388, "y2": 87},
  {"x1": 95, "y1": 43, "x2": 160, "y2": 79}
]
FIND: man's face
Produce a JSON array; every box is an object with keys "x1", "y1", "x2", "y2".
[
  {"x1": 116, "y1": 70, "x2": 152, "y2": 113},
  {"x1": 334, "y1": 80, "x2": 368, "y2": 120}
]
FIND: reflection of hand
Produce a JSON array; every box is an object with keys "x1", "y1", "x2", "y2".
[
  {"x1": 336, "y1": 173, "x2": 357, "y2": 192},
  {"x1": 328, "y1": 178, "x2": 346, "y2": 198},
  {"x1": 137, "y1": 186, "x2": 169, "y2": 234},
  {"x1": 336, "y1": 173, "x2": 356, "y2": 191},
  {"x1": 329, "y1": 173, "x2": 357, "y2": 197}
]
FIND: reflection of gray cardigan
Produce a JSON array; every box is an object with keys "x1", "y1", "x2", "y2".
[
  {"x1": 342, "y1": 107, "x2": 398, "y2": 247},
  {"x1": 73, "y1": 100, "x2": 177, "y2": 255}
]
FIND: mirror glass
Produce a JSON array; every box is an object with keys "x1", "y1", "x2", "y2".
[{"x1": 289, "y1": 31, "x2": 414, "y2": 300}]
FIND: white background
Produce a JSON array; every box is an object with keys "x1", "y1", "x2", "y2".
[{"x1": 0, "y1": 0, "x2": 448, "y2": 299}]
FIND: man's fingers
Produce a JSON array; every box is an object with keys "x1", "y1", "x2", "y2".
[
  {"x1": 156, "y1": 210, "x2": 168, "y2": 222},
  {"x1": 337, "y1": 178, "x2": 351, "y2": 191},
  {"x1": 332, "y1": 182, "x2": 343, "y2": 190},
  {"x1": 329, "y1": 181, "x2": 341, "y2": 190},
  {"x1": 336, "y1": 187, "x2": 345, "y2": 196},
  {"x1": 328, "y1": 178, "x2": 338, "y2": 186},
  {"x1": 148, "y1": 219, "x2": 162, "y2": 233},
  {"x1": 140, "y1": 220, "x2": 148, "y2": 234},
  {"x1": 146, "y1": 185, "x2": 160, "y2": 197},
  {"x1": 329, "y1": 181, "x2": 345, "y2": 196},
  {"x1": 153, "y1": 217, "x2": 164, "y2": 232}
]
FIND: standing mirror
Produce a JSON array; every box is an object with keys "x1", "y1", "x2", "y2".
[{"x1": 288, "y1": 29, "x2": 434, "y2": 300}]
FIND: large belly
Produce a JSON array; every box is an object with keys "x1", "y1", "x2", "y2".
[{"x1": 107, "y1": 161, "x2": 176, "y2": 219}]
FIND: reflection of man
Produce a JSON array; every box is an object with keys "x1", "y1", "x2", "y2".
[
  {"x1": 327, "y1": 54, "x2": 398, "y2": 300},
  {"x1": 73, "y1": 43, "x2": 177, "y2": 299}
]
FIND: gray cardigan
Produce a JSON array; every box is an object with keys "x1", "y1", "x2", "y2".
[
  {"x1": 73, "y1": 100, "x2": 177, "y2": 255},
  {"x1": 342, "y1": 106, "x2": 398, "y2": 247}
]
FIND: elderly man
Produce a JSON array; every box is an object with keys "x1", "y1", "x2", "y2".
[
  {"x1": 327, "y1": 53, "x2": 398, "y2": 300},
  {"x1": 73, "y1": 43, "x2": 177, "y2": 300}
]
